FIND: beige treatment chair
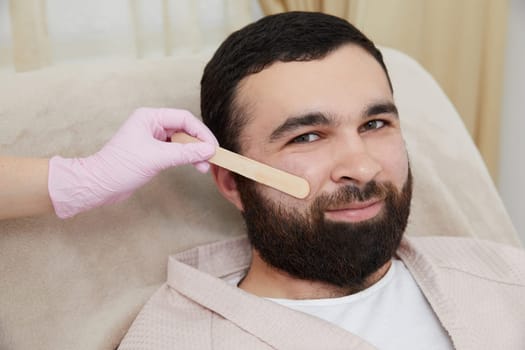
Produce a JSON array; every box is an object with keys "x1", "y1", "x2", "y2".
[{"x1": 0, "y1": 47, "x2": 520, "y2": 350}]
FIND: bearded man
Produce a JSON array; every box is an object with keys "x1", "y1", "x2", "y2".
[{"x1": 119, "y1": 12, "x2": 525, "y2": 350}]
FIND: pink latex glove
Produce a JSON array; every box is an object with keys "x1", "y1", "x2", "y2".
[{"x1": 48, "y1": 108, "x2": 218, "y2": 219}]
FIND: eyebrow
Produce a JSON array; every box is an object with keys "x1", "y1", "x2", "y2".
[
  {"x1": 269, "y1": 112, "x2": 334, "y2": 142},
  {"x1": 364, "y1": 101, "x2": 398, "y2": 118},
  {"x1": 268, "y1": 100, "x2": 399, "y2": 142}
]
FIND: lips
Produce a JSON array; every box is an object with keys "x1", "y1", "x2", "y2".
[{"x1": 324, "y1": 199, "x2": 384, "y2": 222}]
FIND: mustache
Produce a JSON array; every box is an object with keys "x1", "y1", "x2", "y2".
[{"x1": 312, "y1": 181, "x2": 392, "y2": 212}]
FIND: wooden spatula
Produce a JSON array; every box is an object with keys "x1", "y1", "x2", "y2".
[{"x1": 171, "y1": 133, "x2": 310, "y2": 199}]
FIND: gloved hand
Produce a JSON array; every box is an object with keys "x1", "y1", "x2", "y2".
[{"x1": 48, "y1": 108, "x2": 218, "y2": 219}]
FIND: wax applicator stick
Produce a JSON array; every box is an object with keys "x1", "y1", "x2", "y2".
[{"x1": 171, "y1": 133, "x2": 310, "y2": 199}]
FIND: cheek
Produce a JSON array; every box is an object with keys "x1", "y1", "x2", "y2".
[
  {"x1": 370, "y1": 137, "x2": 409, "y2": 187},
  {"x1": 272, "y1": 152, "x2": 331, "y2": 202}
]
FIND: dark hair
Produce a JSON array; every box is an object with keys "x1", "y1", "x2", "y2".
[{"x1": 200, "y1": 11, "x2": 392, "y2": 153}]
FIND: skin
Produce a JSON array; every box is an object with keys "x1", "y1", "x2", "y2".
[
  {"x1": 212, "y1": 44, "x2": 410, "y2": 299},
  {"x1": 0, "y1": 157, "x2": 53, "y2": 220}
]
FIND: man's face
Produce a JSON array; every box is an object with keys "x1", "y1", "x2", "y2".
[{"x1": 215, "y1": 44, "x2": 411, "y2": 289}]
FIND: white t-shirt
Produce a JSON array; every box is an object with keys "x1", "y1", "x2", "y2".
[{"x1": 232, "y1": 259, "x2": 454, "y2": 350}]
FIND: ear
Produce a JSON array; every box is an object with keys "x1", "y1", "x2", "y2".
[{"x1": 211, "y1": 164, "x2": 244, "y2": 211}]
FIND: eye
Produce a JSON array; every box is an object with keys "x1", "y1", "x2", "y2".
[
  {"x1": 360, "y1": 119, "x2": 387, "y2": 132},
  {"x1": 291, "y1": 132, "x2": 320, "y2": 144}
]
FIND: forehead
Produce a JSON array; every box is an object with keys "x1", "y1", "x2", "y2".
[{"x1": 234, "y1": 45, "x2": 393, "y2": 147}]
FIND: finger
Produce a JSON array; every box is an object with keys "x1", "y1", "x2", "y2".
[
  {"x1": 157, "y1": 141, "x2": 216, "y2": 168},
  {"x1": 193, "y1": 161, "x2": 211, "y2": 173},
  {"x1": 157, "y1": 109, "x2": 219, "y2": 146}
]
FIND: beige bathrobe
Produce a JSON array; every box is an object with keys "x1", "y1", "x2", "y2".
[{"x1": 118, "y1": 236, "x2": 525, "y2": 349}]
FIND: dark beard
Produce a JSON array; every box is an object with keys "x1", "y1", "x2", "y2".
[{"x1": 236, "y1": 168, "x2": 412, "y2": 290}]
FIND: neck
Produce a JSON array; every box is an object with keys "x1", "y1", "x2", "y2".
[{"x1": 238, "y1": 249, "x2": 392, "y2": 299}]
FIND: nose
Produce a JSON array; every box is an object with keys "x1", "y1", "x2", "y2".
[{"x1": 330, "y1": 137, "x2": 382, "y2": 186}]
